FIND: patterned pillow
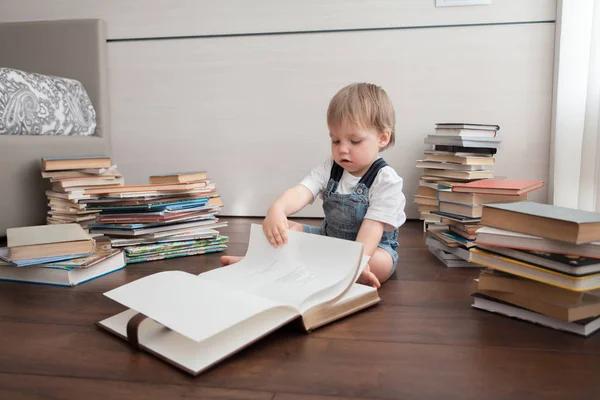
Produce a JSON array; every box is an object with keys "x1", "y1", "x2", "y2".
[{"x1": 0, "y1": 68, "x2": 96, "y2": 136}]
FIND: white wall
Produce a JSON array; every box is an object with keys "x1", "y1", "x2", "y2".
[
  {"x1": 0, "y1": 1, "x2": 557, "y2": 218},
  {"x1": 0, "y1": 1, "x2": 555, "y2": 39}
]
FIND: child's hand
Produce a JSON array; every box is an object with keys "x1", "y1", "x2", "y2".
[
  {"x1": 263, "y1": 207, "x2": 289, "y2": 247},
  {"x1": 357, "y1": 264, "x2": 381, "y2": 288}
]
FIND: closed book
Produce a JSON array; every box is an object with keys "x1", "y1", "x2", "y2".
[
  {"x1": 413, "y1": 195, "x2": 438, "y2": 207},
  {"x1": 469, "y1": 248, "x2": 600, "y2": 292},
  {"x1": 424, "y1": 151, "x2": 495, "y2": 165},
  {"x1": 424, "y1": 135, "x2": 501, "y2": 148},
  {"x1": 149, "y1": 171, "x2": 208, "y2": 184},
  {"x1": 475, "y1": 244, "x2": 600, "y2": 276},
  {"x1": 473, "y1": 290, "x2": 600, "y2": 322},
  {"x1": 423, "y1": 168, "x2": 493, "y2": 180},
  {"x1": 476, "y1": 270, "x2": 583, "y2": 305},
  {"x1": 471, "y1": 294, "x2": 600, "y2": 337},
  {"x1": 415, "y1": 160, "x2": 489, "y2": 171},
  {"x1": 475, "y1": 226, "x2": 600, "y2": 259},
  {"x1": 438, "y1": 191, "x2": 528, "y2": 206},
  {"x1": 434, "y1": 145, "x2": 497, "y2": 155},
  {"x1": 435, "y1": 123, "x2": 500, "y2": 131},
  {"x1": 7, "y1": 224, "x2": 95, "y2": 261},
  {"x1": 481, "y1": 202, "x2": 600, "y2": 244},
  {"x1": 0, "y1": 249, "x2": 125, "y2": 286},
  {"x1": 41, "y1": 155, "x2": 111, "y2": 171},
  {"x1": 452, "y1": 180, "x2": 544, "y2": 195},
  {"x1": 434, "y1": 129, "x2": 497, "y2": 138},
  {"x1": 439, "y1": 201, "x2": 482, "y2": 218}
]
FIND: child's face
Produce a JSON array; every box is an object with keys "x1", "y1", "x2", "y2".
[{"x1": 329, "y1": 119, "x2": 391, "y2": 177}]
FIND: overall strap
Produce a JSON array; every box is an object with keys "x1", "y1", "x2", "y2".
[
  {"x1": 329, "y1": 161, "x2": 345, "y2": 182},
  {"x1": 358, "y1": 158, "x2": 388, "y2": 188}
]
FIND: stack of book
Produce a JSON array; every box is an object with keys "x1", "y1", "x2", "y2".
[
  {"x1": 415, "y1": 123, "x2": 501, "y2": 266},
  {"x1": 425, "y1": 179, "x2": 544, "y2": 267},
  {"x1": 42, "y1": 155, "x2": 123, "y2": 231},
  {"x1": 415, "y1": 123, "x2": 500, "y2": 226},
  {"x1": 469, "y1": 201, "x2": 600, "y2": 336},
  {"x1": 83, "y1": 172, "x2": 229, "y2": 264},
  {"x1": 0, "y1": 224, "x2": 125, "y2": 286}
]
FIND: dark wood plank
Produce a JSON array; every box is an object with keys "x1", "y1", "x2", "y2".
[
  {"x1": 4, "y1": 279, "x2": 600, "y2": 355},
  {"x1": 0, "y1": 372, "x2": 274, "y2": 400},
  {"x1": 2, "y1": 218, "x2": 600, "y2": 400},
  {"x1": 0, "y1": 320, "x2": 599, "y2": 400},
  {"x1": 273, "y1": 394, "x2": 380, "y2": 400}
]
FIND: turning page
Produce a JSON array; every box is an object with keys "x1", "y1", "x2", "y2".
[{"x1": 200, "y1": 224, "x2": 365, "y2": 310}]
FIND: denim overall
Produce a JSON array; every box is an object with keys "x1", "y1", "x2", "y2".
[{"x1": 303, "y1": 158, "x2": 399, "y2": 275}]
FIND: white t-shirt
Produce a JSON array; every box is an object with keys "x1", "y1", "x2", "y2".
[{"x1": 300, "y1": 157, "x2": 407, "y2": 231}]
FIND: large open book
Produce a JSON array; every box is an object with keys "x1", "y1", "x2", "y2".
[{"x1": 97, "y1": 224, "x2": 379, "y2": 375}]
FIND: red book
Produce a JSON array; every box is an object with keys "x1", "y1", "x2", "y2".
[{"x1": 451, "y1": 180, "x2": 544, "y2": 195}]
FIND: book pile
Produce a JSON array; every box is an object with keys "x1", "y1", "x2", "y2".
[
  {"x1": 415, "y1": 123, "x2": 544, "y2": 267},
  {"x1": 42, "y1": 155, "x2": 123, "y2": 231},
  {"x1": 415, "y1": 123, "x2": 500, "y2": 225},
  {"x1": 425, "y1": 179, "x2": 544, "y2": 267},
  {"x1": 0, "y1": 224, "x2": 125, "y2": 286},
  {"x1": 469, "y1": 201, "x2": 600, "y2": 337},
  {"x1": 83, "y1": 172, "x2": 229, "y2": 264}
]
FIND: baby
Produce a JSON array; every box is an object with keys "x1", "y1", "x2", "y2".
[{"x1": 221, "y1": 83, "x2": 406, "y2": 288}]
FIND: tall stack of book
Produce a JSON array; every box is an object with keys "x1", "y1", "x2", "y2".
[
  {"x1": 415, "y1": 123, "x2": 500, "y2": 266},
  {"x1": 425, "y1": 180, "x2": 544, "y2": 267},
  {"x1": 415, "y1": 123, "x2": 500, "y2": 226},
  {"x1": 42, "y1": 155, "x2": 123, "y2": 231},
  {"x1": 0, "y1": 224, "x2": 125, "y2": 286},
  {"x1": 83, "y1": 172, "x2": 228, "y2": 264},
  {"x1": 469, "y1": 201, "x2": 600, "y2": 337}
]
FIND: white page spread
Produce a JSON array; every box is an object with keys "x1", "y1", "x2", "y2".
[
  {"x1": 200, "y1": 224, "x2": 363, "y2": 309},
  {"x1": 103, "y1": 270, "x2": 296, "y2": 343}
]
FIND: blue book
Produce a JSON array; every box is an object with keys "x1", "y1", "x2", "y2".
[
  {"x1": 0, "y1": 249, "x2": 94, "y2": 267},
  {"x1": 0, "y1": 250, "x2": 125, "y2": 286},
  {"x1": 88, "y1": 199, "x2": 209, "y2": 213}
]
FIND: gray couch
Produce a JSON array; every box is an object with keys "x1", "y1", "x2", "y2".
[{"x1": 0, "y1": 19, "x2": 112, "y2": 236}]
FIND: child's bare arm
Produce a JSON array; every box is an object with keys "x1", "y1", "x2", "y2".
[
  {"x1": 356, "y1": 219, "x2": 385, "y2": 258},
  {"x1": 263, "y1": 184, "x2": 314, "y2": 247},
  {"x1": 355, "y1": 219, "x2": 386, "y2": 288}
]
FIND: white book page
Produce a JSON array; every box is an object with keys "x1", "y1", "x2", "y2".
[
  {"x1": 103, "y1": 270, "x2": 297, "y2": 343},
  {"x1": 200, "y1": 224, "x2": 363, "y2": 309},
  {"x1": 297, "y1": 255, "x2": 369, "y2": 313}
]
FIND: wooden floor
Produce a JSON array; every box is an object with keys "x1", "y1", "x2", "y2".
[{"x1": 1, "y1": 218, "x2": 600, "y2": 399}]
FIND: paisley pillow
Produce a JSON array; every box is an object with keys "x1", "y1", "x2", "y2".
[{"x1": 0, "y1": 68, "x2": 96, "y2": 136}]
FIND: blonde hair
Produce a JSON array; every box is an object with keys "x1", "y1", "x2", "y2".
[{"x1": 327, "y1": 83, "x2": 395, "y2": 150}]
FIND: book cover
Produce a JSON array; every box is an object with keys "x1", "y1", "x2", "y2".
[
  {"x1": 424, "y1": 135, "x2": 502, "y2": 148},
  {"x1": 42, "y1": 155, "x2": 110, "y2": 161},
  {"x1": 435, "y1": 123, "x2": 500, "y2": 131},
  {"x1": 452, "y1": 180, "x2": 544, "y2": 195},
  {"x1": 7, "y1": 224, "x2": 91, "y2": 248},
  {"x1": 469, "y1": 248, "x2": 600, "y2": 292},
  {"x1": 0, "y1": 250, "x2": 125, "y2": 286},
  {"x1": 149, "y1": 171, "x2": 208, "y2": 184},
  {"x1": 484, "y1": 201, "x2": 600, "y2": 224},
  {"x1": 475, "y1": 226, "x2": 600, "y2": 259},
  {"x1": 471, "y1": 294, "x2": 600, "y2": 337},
  {"x1": 42, "y1": 248, "x2": 121, "y2": 268},
  {"x1": 482, "y1": 202, "x2": 600, "y2": 244}
]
